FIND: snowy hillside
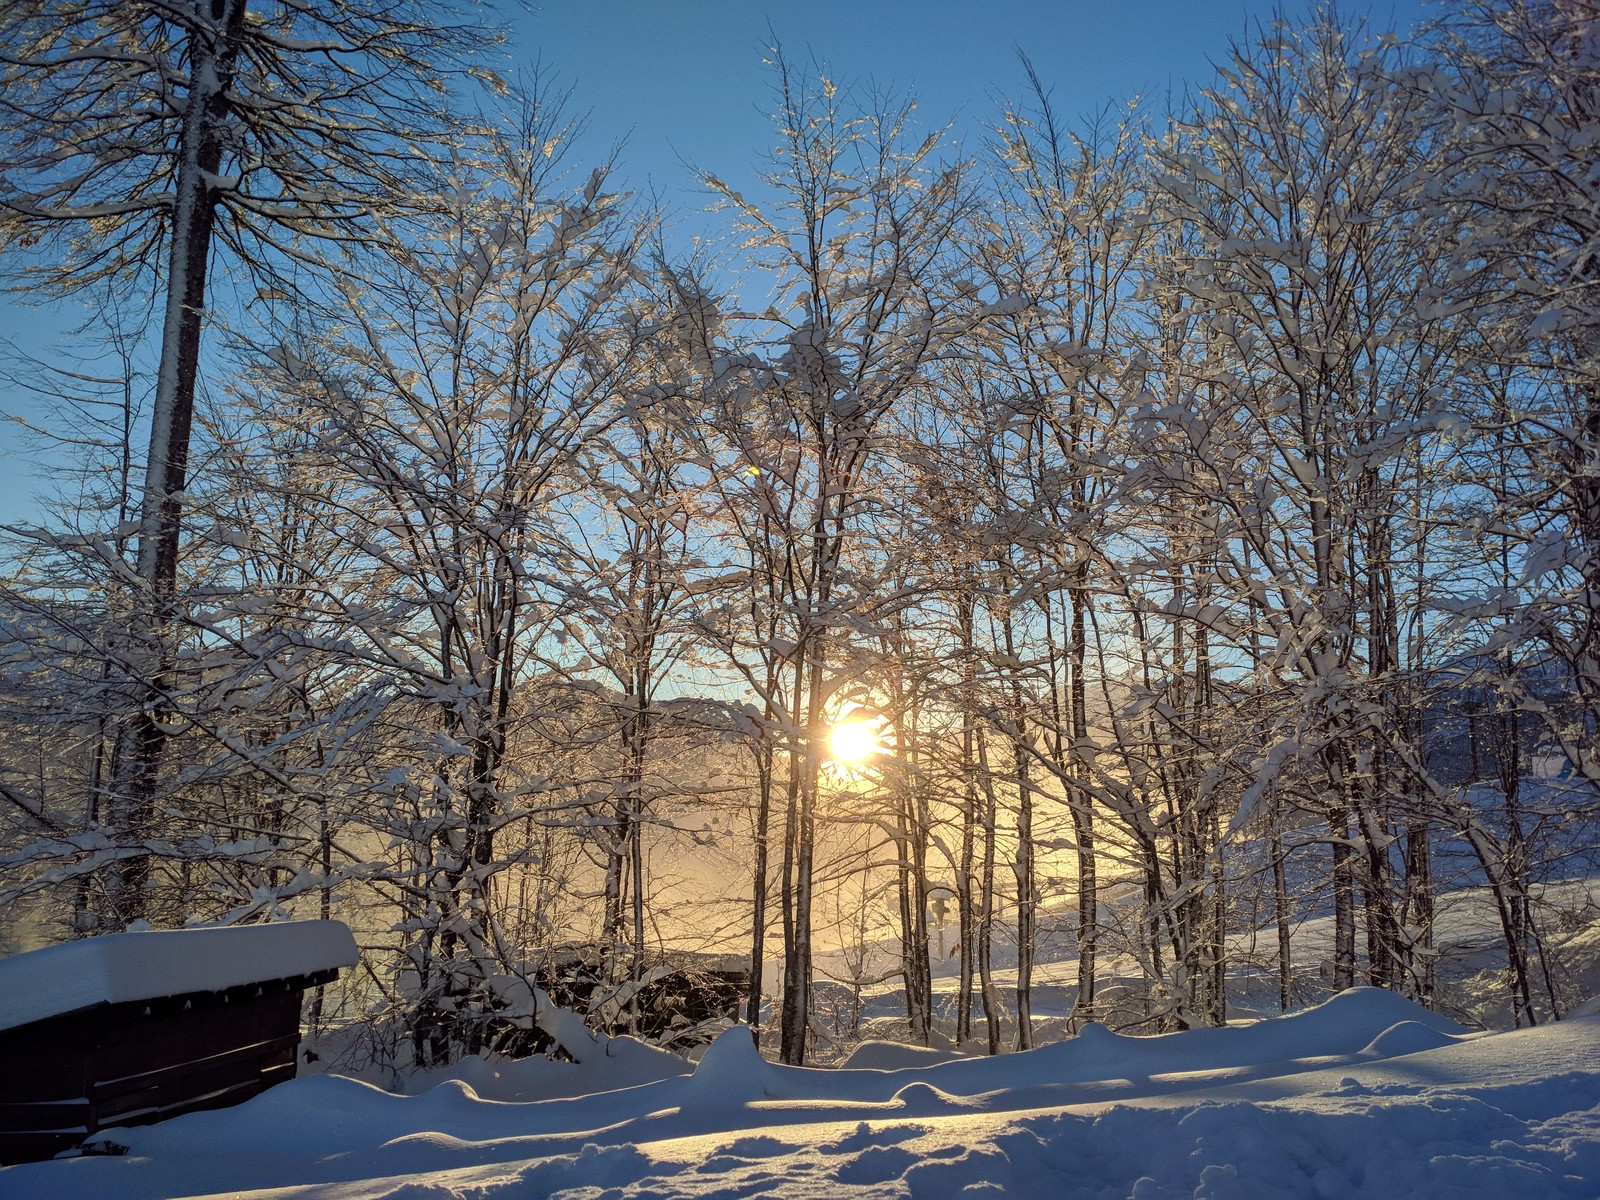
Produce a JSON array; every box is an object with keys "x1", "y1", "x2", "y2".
[{"x1": 5, "y1": 989, "x2": 1597, "y2": 1200}]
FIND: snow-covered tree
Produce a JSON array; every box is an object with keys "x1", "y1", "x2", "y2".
[
  {"x1": 1149, "y1": 10, "x2": 1460, "y2": 1000},
  {"x1": 243, "y1": 96, "x2": 649, "y2": 1062},
  {"x1": 1430, "y1": 0, "x2": 1600, "y2": 786},
  {"x1": 695, "y1": 57, "x2": 985, "y2": 1063},
  {"x1": 0, "y1": 0, "x2": 496, "y2": 925}
]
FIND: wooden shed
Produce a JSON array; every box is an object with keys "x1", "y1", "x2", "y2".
[{"x1": 0, "y1": 920, "x2": 357, "y2": 1166}]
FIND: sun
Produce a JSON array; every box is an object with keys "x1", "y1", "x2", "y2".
[{"x1": 828, "y1": 718, "x2": 880, "y2": 766}]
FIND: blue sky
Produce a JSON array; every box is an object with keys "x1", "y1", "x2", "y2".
[
  {"x1": 513, "y1": 0, "x2": 1431, "y2": 197},
  {"x1": 0, "y1": 0, "x2": 1433, "y2": 527}
]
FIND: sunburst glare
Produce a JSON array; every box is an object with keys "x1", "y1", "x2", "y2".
[{"x1": 828, "y1": 718, "x2": 881, "y2": 766}]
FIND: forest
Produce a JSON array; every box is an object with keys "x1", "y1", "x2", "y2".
[{"x1": 0, "y1": 0, "x2": 1596, "y2": 1075}]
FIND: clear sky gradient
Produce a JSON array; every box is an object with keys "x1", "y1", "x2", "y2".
[
  {"x1": 0, "y1": 0, "x2": 1433, "y2": 527},
  {"x1": 513, "y1": 0, "x2": 1432, "y2": 203}
]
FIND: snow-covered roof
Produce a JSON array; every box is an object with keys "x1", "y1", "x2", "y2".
[{"x1": 0, "y1": 920, "x2": 359, "y2": 1033}]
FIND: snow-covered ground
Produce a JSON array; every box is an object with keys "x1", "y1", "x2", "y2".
[{"x1": 6, "y1": 988, "x2": 1598, "y2": 1200}]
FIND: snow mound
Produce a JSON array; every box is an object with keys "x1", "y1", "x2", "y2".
[
  {"x1": 8, "y1": 989, "x2": 1588, "y2": 1200},
  {"x1": 1568, "y1": 994, "x2": 1600, "y2": 1018},
  {"x1": 688, "y1": 1026, "x2": 770, "y2": 1102},
  {"x1": 1361, "y1": 1020, "x2": 1464, "y2": 1058},
  {"x1": 400, "y1": 1034, "x2": 690, "y2": 1102},
  {"x1": 838, "y1": 1040, "x2": 963, "y2": 1070},
  {"x1": 889, "y1": 1080, "x2": 966, "y2": 1113},
  {"x1": 1064, "y1": 986, "x2": 1468, "y2": 1076}
]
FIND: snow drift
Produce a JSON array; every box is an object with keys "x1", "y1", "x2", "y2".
[{"x1": 4, "y1": 988, "x2": 1597, "y2": 1199}]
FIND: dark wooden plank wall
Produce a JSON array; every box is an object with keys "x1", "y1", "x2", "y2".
[{"x1": 0, "y1": 968, "x2": 336, "y2": 1165}]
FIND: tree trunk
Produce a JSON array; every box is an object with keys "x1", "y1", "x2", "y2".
[
  {"x1": 1013, "y1": 734, "x2": 1035, "y2": 1051},
  {"x1": 1330, "y1": 806, "x2": 1357, "y2": 992},
  {"x1": 747, "y1": 729, "x2": 774, "y2": 1040},
  {"x1": 956, "y1": 591, "x2": 978, "y2": 1044},
  {"x1": 105, "y1": 0, "x2": 249, "y2": 927},
  {"x1": 1272, "y1": 817, "x2": 1292, "y2": 1011},
  {"x1": 777, "y1": 746, "x2": 805, "y2": 1062},
  {"x1": 975, "y1": 726, "x2": 1002, "y2": 1055},
  {"x1": 1069, "y1": 581, "x2": 1097, "y2": 1023}
]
